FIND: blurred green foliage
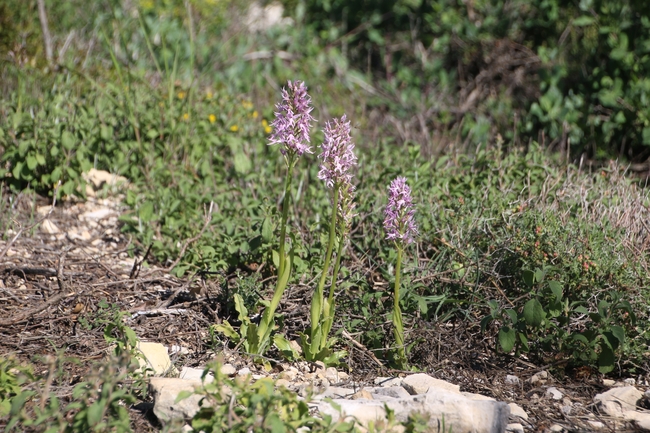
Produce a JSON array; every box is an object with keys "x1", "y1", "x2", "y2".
[{"x1": 298, "y1": 0, "x2": 650, "y2": 160}]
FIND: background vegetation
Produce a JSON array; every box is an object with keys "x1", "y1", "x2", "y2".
[{"x1": 1, "y1": 0, "x2": 650, "y2": 430}]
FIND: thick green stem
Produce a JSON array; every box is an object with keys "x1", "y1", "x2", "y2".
[
  {"x1": 393, "y1": 246, "x2": 406, "y2": 367},
  {"x1": 277, "y1": 159, "x2": 294, "y2": 275},
  {"x1": 310, "y1": 187, "x2": 339, "y2": 341},
  {"x1": 255, "y1": 156, "x2": 295, "y2": 354},
  {"x1": 321, "y1": 236, "x2": 345, "y2": 350}
]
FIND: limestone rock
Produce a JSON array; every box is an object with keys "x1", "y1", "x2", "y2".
[
  {"x1": 546, "y1": 387, "x2": 564, "y2": 400},
  {"x1": 594, "y1": 386, "x2": 643, "y2": 417},
  {"x1": 136, "y1": 342, "x2": 176, "y2": 376},
  {"x1": 350, "y1": 389, "x2": 373, "y2": 400},
  {"x1": 374, "y1": 377, "x2": 403, "y2": 387},
  {"x1": 41, "y1": 219, "x2": 60, "y2": 234},
  {"x1": 508, "y1": 403, "x2": 528, "y2": 421},
  {"x1": 318, "y1": 387, "x2": 510, "y2": 433},
  {"x1": 506, "y1": 423, "x2": 524, "y2": 433},
  {"x1": 402, "y1": 373, "x2": 460, "y2": 395},
  {"x1": 149, "y1": 378, "x2": 203, "y2": 424}
]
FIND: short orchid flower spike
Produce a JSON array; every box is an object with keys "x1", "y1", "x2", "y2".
[
  {"x1": 384, "y1": 176, "x2": 418, "y2": 245},
  {"x1": 268, "y1": 80, "x2": 315, "y2": 157}
]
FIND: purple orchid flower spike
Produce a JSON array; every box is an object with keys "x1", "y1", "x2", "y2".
[
  {"x1": 269, "y1": 80, "x2": 316, "y2": 157},
  {"x1": 384, "y1": 176, "x2": 418, "y2": 245},
  {"x1": 318, "y1": 114, "x2": 357, "y2": 189}
]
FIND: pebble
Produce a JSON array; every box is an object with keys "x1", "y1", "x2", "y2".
[
  {"x1": 546, "y1": 387, "x2": 564, "y2": 400},
  {"x1": 505, "y1": 375, "x2": 520, "y2": 385}
]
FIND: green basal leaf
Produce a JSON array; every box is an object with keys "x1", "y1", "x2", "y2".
[
  {"x1": 523, "y1": 298, "x2": 545, "y2": 327},
  {"x1": 498, "y1": 326, "x2": 516, "y2": 352}
]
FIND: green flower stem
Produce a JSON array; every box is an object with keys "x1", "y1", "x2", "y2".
[
  {"x1": 321, "y1": 235, "x2": 345, "y2": 350},
  {"x1": 393, "y1": 245, "x2": 406, "y2": 367},
  {"x1": 256, "y1": 156, "x2": 295, "y2": 354},
  {"x1": 277, "y1": 157, "x2": 295, "y2": 275},
  {"x1": 310, "y1": 186, "x2": 339, "y2": 343}
]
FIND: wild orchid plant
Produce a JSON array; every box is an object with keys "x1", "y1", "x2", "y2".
[
  {"x1": 215, "y1": 81, "x2": 314, "y2": 356},
  {"x1": 384, "y1": 177, "x2": 418, "y2": 369},
  {"x1": 302, "y1": 115, "x2": 357, "y2": 363}
]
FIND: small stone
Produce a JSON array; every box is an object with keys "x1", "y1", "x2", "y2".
[
  {"x1": 402, "y1": 373, "x2": 460, "y2": 395},
  {"x1": 624, "y1": 378, "x2": 636, "y2": 386},
  {"x1": 561, "y1": 405, "x2": 572, "y2": 416},
  {"x1": 179, "y1": 367, "x2": 213, "y2": 382},
  {"x1": 505, "y1": 375, "x2": 520, "y2": 385},
  {"x1": 508, "y1": 403, "x2": 528, "y2": 421},
  {"x1": 549, "y1": 424, "x2": 564, "y2": 432},
  {"x1": 238, "y1": 367, "x2": 251, "y2": 376},
  {"x1": 546, "y1": 387, "x2": 564, "y2": 400},
  {"x1": 324, "y1": 367, "x2": 339, "y2": 383},
  {"x1": 40, "y1": 219, "x2": 60, "y2": 234},
  {"x1": 275, "y1": 379, "x2": 291, "y2": 388},
  {"x1": 136, "y1": 342, "x2": 176, "y2": 376},
  {"x1": 603, "y1": 379, "x2": 616, "y2": 387},
  {"x1": 506, "y1": 423, "x2": 524, "y2": 433},
  {"x1": 529, "y1": 371, "x2": 548, "y2": 385},
  {"x1": 587, "y1": 420, "x2": 605, "y2": 429},
  {"x1": 218, "y1": 363, "x2": 234, "y2": 376},
  {"x1": 278, "y1": 369, "x2": 298, "y2": 381},
  {"x1": 252, "y1": 374, "x2": 264, "y2": 380},
  {"x1": 338, "y1": 371, "x2": 349, "y2": 381}
]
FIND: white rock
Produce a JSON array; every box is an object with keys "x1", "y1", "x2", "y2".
[
  {"x1": 603, "y1": 379, "x2": 616, "y2": 387},
  {"x1": 275, "y1": 379, "x2": 291, "y2": 388},
  {"x1": 402, "y1": 373, "x2": 460, "y2": 395},
  {"x1": 136, "y1": 342, "x2": 176, "y2": 376},
  {"x1": 338, "y1": 371, "x2": 350, "y2": 381},
  {"x1": 549, "y1": 424, "x2": 564, "y2": 432},
  {"x1": 508, "y1": 403, "x2": 528, "y2": 421},
  {"x1": 81, "y1": 207, "x2": 115, "y2": 220},
  {"x1": 40, "y1": 219, "x2": 60, "y2": 234},
  {"x1": 505, "y1": 375, "x2": 520, "y2": 385},
  {"x1": 594, "y1": 386, "x2": 643, "y2": 417},
  {"x1": 238, "y1": 367, "x2": 251, "y2": 376},
  {"x1": 179, "y1": 367, "x2": 213, "y2": 382},
  {"x1": 529, "y1": 371, "x2": 548, "y2": 385},
  {"x1": 83, "y1": 168, "x2": 128, "y2": 189},
  {"x1": 622, "y1": 411, "x2": 650, "y2": 430},
  {"x1": 624, "y1": 378, "x2": 636, "y2": 386},
  {"x1": 506, "y1": 423, "x2": 524, "y2": 433},
  {"x1": 561, "y1": 405, "x2": 572, "y2": 416},
  {"x1": 587, "y1": 420, "x2": 605, "y2": 429},
  {"x1": 220, "y1": 364, "x2": 236, "y2": 376},
  {"x1": 546, "y1": 387, "x2": 564, "y2": 400},
  {"x1": 324, "y1": 367, "x2": 339, "y2": 383},
  {"x1": 149, "y1": 378, "x2": 203, "y2": 424}
]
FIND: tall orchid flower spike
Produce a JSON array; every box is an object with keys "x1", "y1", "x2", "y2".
[
  {"x1": 269, "y1": 80, "x2": 316, "y2": 159},
  {"x1": 303, "y1": 115, "x2": 356, "y2": 364},
  {"x1": 247, "y1": 81, "x2": 314, "y2": 356},
  {"x1": 384, "y1": 176, "x2": 417, "y2": 369}
]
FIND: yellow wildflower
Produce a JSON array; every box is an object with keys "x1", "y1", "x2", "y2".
[
  {"x1": 182, "y1": 113, "x2": 189, "y2": 121},
  {"x1": 242, "y1": 100, "x2": 253, "y2": 109},
  {"x1": 252, "y1": 110, "x2": 259, "y2": 119},
  {"x1": 230, "y1": 125, "x2": 239, "y2": 132},
  {"x1": 208, "y1": 114, "x2": 217, "y2": 123},
  {"x1": 206, "y1": 90, "x2": 213, "y2": 100},
  {"x1": 262, "y1": 119, "x2": 272, "y2": 134},
  {"x1": 178, "y1": 91, "x2": 186, "y2": 99}
]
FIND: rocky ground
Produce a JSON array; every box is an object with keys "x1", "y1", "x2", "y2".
[{"x1": 1, "y1": 170, "x2": 650, "y2": 432}]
